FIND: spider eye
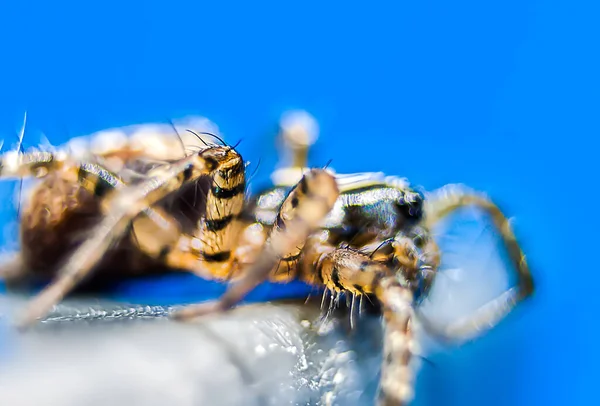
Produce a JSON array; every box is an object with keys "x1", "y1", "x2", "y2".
[{"x1": 395, "y1": 190, "x2": 424, "y2": 221}]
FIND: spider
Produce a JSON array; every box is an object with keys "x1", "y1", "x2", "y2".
[{"x1": 0, "y1": 111, "x2": 534, "y2": 406}]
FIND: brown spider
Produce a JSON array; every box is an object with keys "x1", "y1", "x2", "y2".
[{"x1": 0, "y1": 111, "x2": 534, "y2": 406}]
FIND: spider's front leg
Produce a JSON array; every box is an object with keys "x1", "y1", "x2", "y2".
[
  {"x1": 0, "y1": 149, "x2": 75, "y2": 179},
  {"x1": 417, "y1": 184, "x2": 535, "y2": 342},
  {"x1": 301, "y1": 242, "x2": 418, "y2": 406},
  {"x1": 376, "y1": 277, "x2": 416, "y2": 406},
  {"x1": 172, "y1": 168, "x2": 340, "y2": 319}
]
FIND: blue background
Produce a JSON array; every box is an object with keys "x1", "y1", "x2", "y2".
[{"x1": 0, "y1": 0, "x2": 594, "y2": 404}]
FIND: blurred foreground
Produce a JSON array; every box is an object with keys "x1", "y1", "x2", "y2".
[{"x1": 0, "y1": 297, "x2": 388, "y2": 406}]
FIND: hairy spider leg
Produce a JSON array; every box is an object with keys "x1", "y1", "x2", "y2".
[
  {"x1": 171, "y1": 168, "x2": 340, "y2": 319},
  {"x1": 13, "y1": 146, "x2": 236, "y2": 329},
  {"x1": 302, "y1": 240, "x2": 419, "y2": 406},
  {"x1": 0, "y1": 123, "x2": 215, "y2": 181},
  {"x1": 417, "y1": 184, "x2": 535, "y2": 342},
  {"x1": 65, "y1": 161, "x2": 191, "y2": 264},
  {"x1": 0, "y1": 150, "x2": 72, "y2": 179},
  {"x1": 376, "y1": 276, "x2": 417, "y2": 406}
]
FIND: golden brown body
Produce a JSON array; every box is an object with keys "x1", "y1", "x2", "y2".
[{"x1": 0, "y1": 114, "x2": 534, "y2": 406}]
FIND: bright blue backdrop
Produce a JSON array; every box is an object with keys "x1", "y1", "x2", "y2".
[{"x1": 0, "y1": 0, "x2": 594, "y2": 404}]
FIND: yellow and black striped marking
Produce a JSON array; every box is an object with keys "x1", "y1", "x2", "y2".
[
  {"x1": 191, "y1": 147, "x2": 246, "y2": 279},
  {"x1": 171, "y1": 169, "x2": 340, "y2": 319},
  {"x1": 77, "y1": 162, "x2": 124, "y2": 197},
  {"x1": 14, "y1": 146, "x2": 240, "y2": 329}
]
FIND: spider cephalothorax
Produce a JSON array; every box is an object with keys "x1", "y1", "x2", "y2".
[{"x1": 0, "y1": 112, "x2": 534, "y2": 406}]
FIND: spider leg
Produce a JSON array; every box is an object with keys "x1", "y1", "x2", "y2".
[
  {"x1": 304, "y1": 244, "x2": 418, "y2": 406},
  {"x1": 70, "y1": 121, "x2": 218, "y2": 165},
  {"x1": 13, "y1": 156, "x2": 185, "y2": 266},
  {"x1": 77, "y1": 161, "x2": 215, "y2": 272},
  {"x1": 0, "y1": 147, "x2": 138, "y2": 187},
  {"x1": 376, "y1": 276, "x2": 417, "y2": 406},
  {"x1": 0, "y1": 254, "x2": 27, "y2": 285},
  {"x1": 172, "y1": 168, "x2": 339, "y2": 319},
  {"x1": 0, "y1": 122, "x2": 214, "y2": 181},
  {"x1": 13, "y1": 146, "x2": 238, "y2": 329},
  {"x1": 77, "y1": 162, "x2": 194, "y2": 267},
  {"x1": 158, "y1": 226, "x2": 253, "y2": 281},
  {"x1": 0, "y1": 149, "x2": 75, "y2": 179},
  {"x1": 129, "y1": 206, "x2": 185, "y2": 260},
  {"x1": 417, "y1": 184, "x2": 535, "y2": 342}
]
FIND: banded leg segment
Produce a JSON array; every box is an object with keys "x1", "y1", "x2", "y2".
[
  {"x1": 14, "y1": 146, "x2": 239, "y2": 329},
  {"x1": 376, "y1": 277, "x2": 416, "y2": 406},
  {"x1": 0, "y1": 119, "x2": 218, "y2": 178},
  {"x1": 0, "y1": 148, "x2": 128, "y2": 198},
  {"x1": 172, "y1": 169, "x2": 340, "y2": 319},
  {"x1": 419, "y1": 184, "x2": 535, "y2": 341},
  {"x1": 0, "y1": 150, "x2": 70, "y2": 179},
  {"x1": 0, "y1": 148, "x2": 135, "y2": 181}
]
